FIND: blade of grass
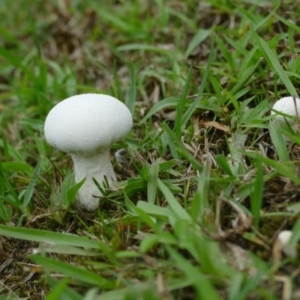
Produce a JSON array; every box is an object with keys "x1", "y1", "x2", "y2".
[
  {"x1": 147, "y1": 158, "x2": 161, "y2": 204},
  {"x1": 253, "y1": 31, "x2": 298, "y2": 97},
  {"x1": 136, "y1": 201, "x2": 168, "y2": 218},
  {"x1": 30, "y1": 255, "x2": 114, "y2": 288},
  {"x1": 230, "y1": 59, "x2": 261, "y2": 96},
  {"x1": 125, "y1": 63, "x2": 136, "y2": 114},
  {"x1": 161, "y1": 122, "x2": 203, "y2": 172},
  {"x1": 45, "y1": 278, "x2": 72, "y2": 300},
  {"x1": 0, "y1": 46, "x2": 33, "y2": 76},
  {"x1": 125, "y1": 195, "x2": 158, "y2": 232},
  {"x1": 250, "y1": 157, "x2": 264, "y2": 228},
  {"x1": 246, "y1": 153, "x2": 300, "y2": 185},
  {"x1": 288, "y1": 215, "x2": 300, "y2": 248},
  {"x1": 94, "y1": 278, "x2": 194, "y2": 300},
  {"x1": 22, "y1": 157, "x2": 42, "y2": 209},
  {"x1": 0, "y1": 161, "x2": 12, "y2": 222},
  {"x1": 157, "y1": 179, "x2": 191, "y2": 221},
  {"x1": 269, "y1": 120, "x2": 290, "y2": 162},
  {"x1": 181, "y1": 36, "x2": 215, "y2": 127},
  {"x1": 185, "y1": 29, "x2": 211, "y2": 58},
  {"x1": 215, "y1": 154, "x2": 234, "y2": 176},
  {"x1": 166, "y1": 246, "x2": 221, "y2": 300},
  {"x1": 140, "y1": 97, "x2": 179, "y2": 124},
  {"x1": 0, "y1": 225, "x2": 100, "y2": 248},
  {"x1": 174, "y1": 67, "x2": 192, "y2": 138},
  {"x1": 190, "y1": 159, "x2": 211, "y2": 223}
]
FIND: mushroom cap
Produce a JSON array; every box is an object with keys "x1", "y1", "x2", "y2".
[
  {"x1": 271, "y1": 96, "x2": 300, "y2": 123},
  {"x1": 277, "y1": 230, "x2": 292, "y2": 245},
  {"x1": 277, "y1": 230, "x2": 296, "y2": 258},
  {"x1": 44, "y1": 93, "x2": 133, "y2": 154}
]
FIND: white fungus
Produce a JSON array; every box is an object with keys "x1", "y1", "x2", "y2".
[
  {"x1": 277, "y1": 230, "x2": 296, "y2": 258},
  {"x1": 271, "y1": 96, "x2": 300, "y2": 133},
  {"x1": 44, "y1": 93, "x2": 133, "y2": 210}
]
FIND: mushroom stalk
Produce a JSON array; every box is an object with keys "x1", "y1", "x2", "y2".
[{"x1": 71, "y1": 151, "x2": 116, "y2": 210}]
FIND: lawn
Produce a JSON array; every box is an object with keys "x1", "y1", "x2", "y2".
[{"x1": 0, "y1": 0, "x2": 300, "y2": 299}]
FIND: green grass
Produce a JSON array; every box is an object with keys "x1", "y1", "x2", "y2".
[{"x1": 1, "y1": 0, "x2": 300, "y2": 299}]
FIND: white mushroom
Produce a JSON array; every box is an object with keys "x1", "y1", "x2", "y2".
[
  {"x1": 271, "y1": 96, "x2": 300, "y2": 135},
  {"x1": 276, "y1": 230, "x2": 296, "y2": 258},
  {"x1": 44, "y1": 93, "x2": 133, "y2": 210}
]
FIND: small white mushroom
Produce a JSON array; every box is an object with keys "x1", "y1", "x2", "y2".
[
  {"x1": 44, "y1": 93, "x2": 133, "y2": 210},
  {"x1": 274, "y1": 230, "x2": 297, "y2": 259},
  {"x1": 271, "y1": 96, "x2": 300, "y2": 135}
]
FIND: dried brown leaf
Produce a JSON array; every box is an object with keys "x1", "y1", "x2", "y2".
[{"x1": 202, "y1": 121, "x2": 230, "y2": 132}]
